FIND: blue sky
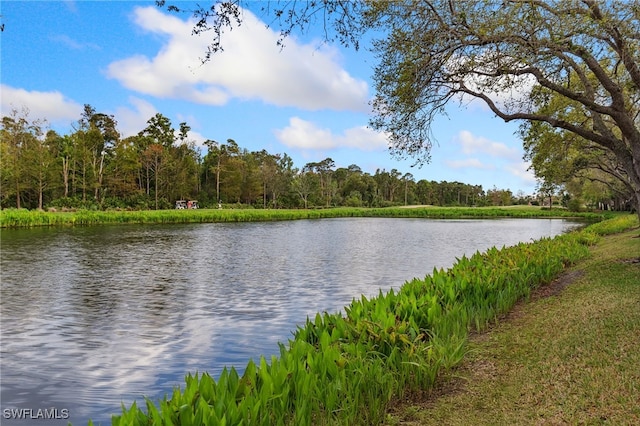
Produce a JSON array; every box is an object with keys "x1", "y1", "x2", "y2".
[{"x1": 1, "y1": 0, "x2": 538, "y2": 195}]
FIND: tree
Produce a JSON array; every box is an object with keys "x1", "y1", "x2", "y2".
[
  {"x1": 273, "y1": 153, "x2": 296, "y2": 208},
  {"x1": 369, "y1": 0, "x2": 640, "y2": 217},
  {"x1": 25, "y1": 127, "x2": 57, "y2": 209},
  {"x1": 164, "y1": 0, "x2": 640, "y2": 218},
  {"x1": 80, "y1": 104, "x2": 120, "y2": 201},
  {"x1": 46, "y1": 131, "x2": 73, "y2": 199},
  {"x1": 486, "y1": 186, "x2": 514, "y2": 207},
  {"x1": 1, "y1": 108, "x2": 48, "y2": 208},
  {"x1": 308, "y1": 158, "x2": 336, "y2": 207},
  {"x1": 255, "y1": 149, "x2": 279, "y2": 208},
  {"x1": 293, "y1": 166, "x2": 320, "y2": 209},
  {"x1": 3, "y1": 104, "x2": 538, "y2": 210},
  {"x1": 169, "y1": 141, "x2": 201, "y2": 202},
  {"x1": 377, "y1": 168, "x2": 401, "y2": 203},
  {"x1": 141, "y1": 143, "x2": 164, "y2": 209},
  {"x1": 523, "y1": 91, "x2": 636, "y2": 211},
  {"x1": 537, "y1": 181, "x2": 561, "y2": 208},
  {"x1": 64, "y1": 105, "x2": 118, "y2": 203},
  {"x1": 139, "y1": 113, "x2": 175, "y2": 148},
  {"x1": 1, "y1": 111, "x2": 28, "y2": 208},
  {"x1": 402, "y1": 172, "x2": 414, "y2": 205},
  {"x1": 107, "y1": 136, "x2": 142, "y2": 200},
  {"x1": 138, "y1": 113, "x2": 186, "y2": 208},
  {"x1": 217, "y1": 139, "x2": 243, "y2": 203},
  {"x1": 238, "y1": 149, "x2": 262, "y2": 205}
]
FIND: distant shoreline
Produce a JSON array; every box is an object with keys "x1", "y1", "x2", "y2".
[{"x1": 0, "y1": 206, "x2": 609, "y2": 228}]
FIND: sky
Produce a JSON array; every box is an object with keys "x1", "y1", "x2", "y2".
[{"x1": 0, "y1": 0, "x2": 539, "y2": 195}]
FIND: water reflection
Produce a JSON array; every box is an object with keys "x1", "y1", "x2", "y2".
[{"x1": 0, "y1": 218, "x2": 581, "y2": 425}]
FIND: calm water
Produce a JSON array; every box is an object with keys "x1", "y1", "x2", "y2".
[{"x1": 0, "y1": 217, "x2": 581, "y2": 425}]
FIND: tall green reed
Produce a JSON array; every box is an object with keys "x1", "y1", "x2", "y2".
[{"x1": 1, "y1": 206, "x2": 607, "y2": 228}]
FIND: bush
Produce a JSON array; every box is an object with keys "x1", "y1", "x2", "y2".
[
  {"x1": 47, "y1": 197, "x2": 98, "y2": 211},
  {"x1": 344, "y1": 195, "x2": 363, "y2": 207},
  {"x1": 567, "y1": 198, "x2": 583, "y2": 212}
]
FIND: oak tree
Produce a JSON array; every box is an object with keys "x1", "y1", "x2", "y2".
[{"x1": 159, "y1": 0, "x2": 640, "y2": 217}]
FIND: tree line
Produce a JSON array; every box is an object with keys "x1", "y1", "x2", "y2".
[
  {"x1": 2, "y1": 105, "x2": 530, "y2": 210},
  {"x1": 158, "y1": 0, "x2": 639, "y2": 218}
]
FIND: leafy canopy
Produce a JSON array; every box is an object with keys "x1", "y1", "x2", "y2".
[{"x1": 159, "y1": 0, "x2": 640, "y2": 215}]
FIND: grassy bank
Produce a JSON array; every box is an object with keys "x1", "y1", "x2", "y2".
[
  {"x1": 102, "y1": 215, "x2": 636, "y2": 426},
  {"x1": 0, "y1": 206, "x2": 607, "y2": 228},
  {"x1": 386, "y1": 217, "x2": 640, "y2": 425}
]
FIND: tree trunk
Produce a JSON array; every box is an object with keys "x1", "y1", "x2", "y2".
[
  {"x1": 82, "y1": 163, "x2": 87, "y2": 202},
  {"x1": 634, "y1": 187, "x2": 640, "y2": 224},
  {"x1": 95, "y1": 152, "x2": 105, "y2": 201},
  {"x1": 38, "y1": 177, "x2": 44, "y2": 210},
  {"x1": 631, "y1": 145, "x2": 640, "y2": 223},
  {"x1": 216, "y1": 157, "x2": 221, "y2": 203},
  {"x1": 155, "y1": 156, "x2": 159, "y2": 210},
  {"x1": 62, "y1": 157, "x2": 69, "y2": 198},
  {"x1": 15, "y1": 181, "x2": 20, "y2": 209},
  {"x1": 405, "y1": 181, "x2": 408, "y2": 205}
]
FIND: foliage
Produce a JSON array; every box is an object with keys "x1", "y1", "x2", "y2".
[
  {"x1": 160, "y1": 0, "x2": 640, "y2": 219},
  {"x1": 365, "y1": 0, "x2": 640, "y2": 217},
  {"x1": 0, "y1": 107, "x2": 50, "y2": 210},
  {"x1": 100, "y1": 216, "x2": 638, "y2": 426},
  {"x1": 0, "y1": 206, "x2": 608, "y2": 229},
  {"x1": 1, "y1": 108, "x2": 545, "y2": 211},
  {"x1": 522, "y1": 74, "x2": 636, "y2": 213},
  {"x1": 390, "y1": 224, "x2": 640, "y2": 425},
  {"x1": 581, "y1": 213, "x2": 638, "y2": 236}
]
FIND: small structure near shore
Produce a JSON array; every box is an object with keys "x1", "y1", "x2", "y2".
[{"x1": 175, "y1": 200, "x2": 199, "y2": 209}]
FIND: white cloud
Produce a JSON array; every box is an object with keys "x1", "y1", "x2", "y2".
[
  {"x1": 275, "y1": 117, "x2": 334, "y2": 149},
  {"x1": 454, "y1": 130, "x2": 519, "y2": 160},
  {"x1": 340, "y1": 126, "x2": 390, "y2": 151},
  {"x1": 0, "y1": 84, "x2": 83, "y2": 126},
  {"x1": 448, "y1": 53, "x2": 538, "y2": 112},
  {"x1": 446, "y1": 129, "x2": 537, "y2": 189},
  {"x1": 105, "y1": 6, "x2": 369, "y2": 111},
  {"x1": 274, "y1": 117, "x2": 389, "y2": 151},
  {"x1": 461, "y1": 73, "x2": 537, "y2": 112},
  {"x1": 112, "y1": 97, "x2": 208, "y2": 149},
  {"x1": 504, "y1": 161, "x2": 537, "y2": 184},
  {"x1": 185, "y1": 130, "x2": 208, "y2": 149},
  {"x1": 112, "y1": 97, "x2": 157, "y2": 138},
  {"x1": 445, "y1": 158, "x2": 494, "y2": 170}
]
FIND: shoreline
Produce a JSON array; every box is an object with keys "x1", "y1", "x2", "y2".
[
  {"x1": 0, "y1": 206, "x2": 609, "y2": 228},
  {"x1": 385, "y1": 222, "x2": 640, "y2": 425}
]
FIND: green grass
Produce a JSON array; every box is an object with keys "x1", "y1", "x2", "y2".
[
  {"x1": 385, "y1": 217, "x2": 640, "y2": 425},
  {"x1": 104, "y1": 216, "x2": 637, "y2": 426},
  {"x1": 0, "y1": 205, "x2": 610, "y2": 228}
]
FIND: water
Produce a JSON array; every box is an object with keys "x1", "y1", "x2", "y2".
[{"x1": 0, "y1": 217, "x2": 581, "y2": 425}]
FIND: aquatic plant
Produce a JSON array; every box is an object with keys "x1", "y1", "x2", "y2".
[
  {"x1": 103, "y1": 217, "x2": 640, "y2": 426},
  {"x1": 0, "y1": 206, "x2": 607, "y2": 228}
]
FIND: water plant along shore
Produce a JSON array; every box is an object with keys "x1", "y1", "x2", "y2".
[
  {"x1": 386, "y1": 219, "x2": 640, "y2": 425},
  {"x1": 96, "y1": 214, "x2": 636, "y2": 425},
  {"x1": 0, "y1": 206, "x2": 608, "y2": 228}
]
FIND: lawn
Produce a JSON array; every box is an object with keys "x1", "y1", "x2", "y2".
[{"x1": 385, "y1": 226, "x2": 640, "y2": 425}]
